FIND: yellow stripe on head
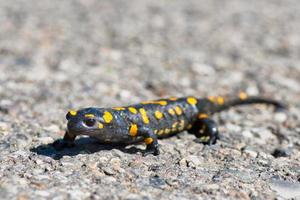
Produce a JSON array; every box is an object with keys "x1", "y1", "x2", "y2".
[
  {"x1": 169, "y1": 97, "x2": 177, "y2": 101},
  {"x1": 103, "y1": 111, "x2": 113, "y2": 123},
  {"x1": 69, "y1": 110, "x2": 77, "y2": 116},
  {"x1": 85, "y1": 114, "x2": 95, "y2": 118}
]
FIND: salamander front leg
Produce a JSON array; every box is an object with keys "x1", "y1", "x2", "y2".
[
  {"x1": 139, "y1": 128, "x2": 160, "y2": 156},
  {"x1": 62, "y1": 131, "x2": 76, "y2": 147},
  {"x1": 190, "y1": 117, "x2": 219, "y2": 145},
  {"x1": 53, "y1": 131, "x2": 76, "y2": 150}
]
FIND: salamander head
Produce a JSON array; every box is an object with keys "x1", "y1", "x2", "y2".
[{"x1": 65, "y1": 107, "x2": 112, "y2": 136}]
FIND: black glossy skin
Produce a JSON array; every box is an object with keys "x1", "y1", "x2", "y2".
[
  {"x1": 65, "y1": 97, "x2": 208, "y2": 141},
  {"x1": 62, "y1": 95, "x2": 286, "y2": 155}
]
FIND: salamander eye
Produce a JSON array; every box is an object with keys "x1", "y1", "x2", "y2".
[{"x1": 84, "y1": 118, "x2": 96, "y2": 127}]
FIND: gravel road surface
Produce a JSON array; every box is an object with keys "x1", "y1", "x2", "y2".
[{"x1": 0, "y1": 0, "x2": 300, "y2": 199}]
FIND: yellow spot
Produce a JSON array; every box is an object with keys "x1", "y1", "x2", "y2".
[
  {"x1": 141, "y1": 101, "x2": 152, "y2": 104},
  {"x1": 98, "y1": 123, "x2": 104, "y2": 129},
  {"x1": 103, "y1": 111, "x2": 113, "y2": 123},
  {"x1": 178, "y1": 126, "x2": 184, "y2": 131},
  {"x1": 172, "y1": 122, "x2": 180, "y2": 131},
  {"x1": 69, "y1": 110, "x2": 77, "y2": 116},
  {"x1": 178, "y1": 120, "x2": 185, "y2": 131},
  {"x1": 113, "y1": 107, "x2": 125, "y2": 111},
  {"x1": 157, "y1": 100, "x2": 168, "y2": 106},
  {"x1": 187, "y1": 97, "x2": 197, "y2": 105},
  {"x1": 141, "y1": 100, "x2": 167, "y2": 106},
  {"x1": 208, "y1": 96, "x2": 215, "y2": 102},
  {"x1": 198, "y1": 113, "x2": 208, "y2": 119},
  {"x1": 172, "y1": 122, "x2": 178, "y2": 128},
  {"x1": 239, "y1": 92, "x2": 248, "y2": 100},
  {"x1": 129, "y1": 124, "x2": 138, "y2": 137},
  {"x1": 164, "y1": 128, "x2": 171, "y2": 134},
  {"x1": 187, "y1": 124, "x2": 192, "y2": 129},
  {"x1": 154, "y1": 111, "x2": 163, "y2": 120},
  {"x1": 168, "y1": 108, "x2": 175, "y2": 115},
  {"x1": 157, "y1": 130, "x2": 164, "y2": 135},
  {"x1": 217, "y1": 96, "x2": 224, "y2": 105},
  {"x1": 200, "y1": 136, "x2": 210, "y2": 142},
  {"x1": 144, "y1": 137, "x2": 153, "y2": 145},
  {"x1": 139, "y1": 108, "x2": 149, "y2": 124},
  {"x1": 85, "y1": 114, "x2": 95, "y2": 118},
  {"x1": 128, "y1": 107, "x2": 137, "y2": 114},
  {"x1": 169, "y1": 97, "x2": 177, "y2": 101},
  {"x1": 154, "y1": 130, "x2": 158, "y2": 134},
  {"x1": 175, "y1": 106, "x2": 182, "y2": 115}
]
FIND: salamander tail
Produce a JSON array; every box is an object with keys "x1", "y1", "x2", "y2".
[{"x1": 210, "y1": 92, "x2": 287, "y2": 113}]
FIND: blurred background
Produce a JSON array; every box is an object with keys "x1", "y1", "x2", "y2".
[
  {"x1": 1, "y1": 1, "x2": 299, "y2": 113},
  {"x1": 0, "y1": 0, "x2": 299, "y2": 199}
]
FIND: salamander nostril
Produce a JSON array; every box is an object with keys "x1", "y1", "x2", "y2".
[
  {"x1": 84, "y1": 118, "x2": 96, "y2": 127},
  {"x1": 66, "y1": 112, "x2": 71, "y2": 120}
]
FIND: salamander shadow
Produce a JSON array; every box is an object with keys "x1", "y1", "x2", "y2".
[{"x1": 30, "y1": 137, "x2": 142, "y2": 160}]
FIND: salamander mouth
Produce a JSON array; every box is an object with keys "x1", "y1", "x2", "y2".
[
  {"x1": 67, "y1": 119, "x2": 99, "y2": 136},
  {"x1": 67, "y1": 127, "x2": 100, "y2": 136}
]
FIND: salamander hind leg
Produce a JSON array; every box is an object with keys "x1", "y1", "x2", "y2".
[
  {"x1": 190, "y1": 117, "x2": 219, "y2": 145},
  {"x1": 139, "y1": 127, "x2": 160, "y2": 156}
]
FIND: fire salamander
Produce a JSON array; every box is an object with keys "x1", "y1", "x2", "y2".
[{"x1": 61, "y1": 93, "x2": 286, "y2": 155}]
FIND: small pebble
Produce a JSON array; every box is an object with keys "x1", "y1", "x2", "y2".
[
  {"x1": 39, "y1": 137, "x2": 54, "y2": 144},
  {"x1": 102, "y1": 167, "x2": 116, "y2": 176},
  {"x1": 0, "y1": 122, "x2": 10, "y2": 135},
  {"x1": 241, "y1": 130, "x2": 254, "y2": 138},
  {"x1": 186, "y1": 155, "x2": 203, "y2": 168},
  {"x1": 44, "y1": 125, "x2": 60, "y2": 133},
  {"x1": 270, "y1": 179, "x2": 300, "y2": 199},
  {"x1": 149, "y1": 175, "x2": 166, "y2": 188},
  {"x1": 272, "y1": 148, "x2": 292, "y2": 158},
  {"x1": 274, "y1": 112, "x2": 287, "y2": 122},
  {"x1": 178, "y1": 158, "x2": 188, "y2": 168},
  {"x1": 241, "y1": 146, "x2": 258, "y2": 158},
  {"x1": 110, "y1": 157, "x2": 121, "y2": 172}
]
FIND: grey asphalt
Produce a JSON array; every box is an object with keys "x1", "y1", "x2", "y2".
[{"x1": 0, "y1": 0, "x2": 299, "y2": 199}]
